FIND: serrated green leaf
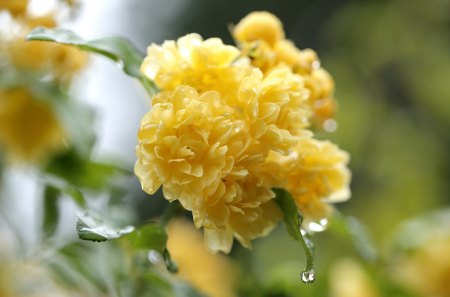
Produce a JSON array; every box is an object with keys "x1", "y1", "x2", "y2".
[
  {"x1": 76, "y1": 211, "x2": 135, "y2": 242},
  {"x1": 26, "y1": 27, "x2": 158, "y2": 96},
  {"x1": 125, "y1": 223, "x2": 168, "y2": 253},
  {"x1": 42, "y1": 185, "x2": 61, "y2": 237}
]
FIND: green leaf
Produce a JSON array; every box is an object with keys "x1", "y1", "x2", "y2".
[
  {"x1": 76, "y1": 211, "x2": 135, "y2": 242},
  {"x1": 162, "y1": 249, "x2": 178, "y2": 274},
  {"x1": 125, "y1": 223, "x2": 168, "y2": 253},
  {"x1": 26, "y1": 27, "x2": 158, "y2": 96},
  {"x1": 42, "y1": 185, "x2": 61, "y2": 237},
  {"x1": 273, "y1": 188, "x2": 315, "y2": 282},
  {"x1": 45, "y1": 149, "x2": 128, "y2": 190},
  {"x1": 62, "y1": 187, "x2": 87, "y2": 208},
  {"x1": 330, "y1": 212, "x2": 378, "y2": 262},
  {"x1": 273, "y1": 188, "x2": 302, "y2": 240},
  {"x1": 388, "y1": 208, "x2": 450, "y2": 254}
]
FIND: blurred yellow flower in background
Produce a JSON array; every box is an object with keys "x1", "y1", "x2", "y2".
[
  {"x1": 392, "y1": 236, "x2": 450, "y2": 297},
  {"x1": 167, "y1": 218, "x2": 237, "y2": 297},
  {"x1": 0, "y1": 88, "x2": 65, "y2": 163},
  {"x1": 0, "y1": 0, "x2": 28, "y2": 16},
  {"x1": 329, "y1": 259, "x2": 380, "y2": 297},
  {"x1": 5, "y1": 15, "x2": 88, "y2": 79}
]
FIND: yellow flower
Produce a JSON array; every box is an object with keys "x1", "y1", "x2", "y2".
[
  {"x1": 141, "y1": 33, "x2": 250, "y2": 97},
  {"x1": 137, "y1": 13, "x2": 351, "y2": 250},
  {"x1": 0, "y1": 0, "x2": 28, "y2": 16},
  {"x1": 260, "y1": 138, "x2": 351, "y2": 227},
  {"x1": 202, "y1": 177, "x2": 282, "y2": 253},
  {"x1": 329, "y1": 259, "x2": 380, "y2": 297},
  {"x1": 233, "y1": 11, "x2": 285, "y2": 47},
  {"x1": 9, "y1": 39, "x2": 88, "y2": 78},
  {"x1": 392, "y1": 236, "x2": 450, "y2": 297},
  {"x1": 233, "y1": 12, "x2": 338, "y2": 126},
  {"x1": 6, "y1": 16, "x2": 88, "y2": 78},
  {"x1": 135, "y1": 86, "x2": 282, "y2": 252},
  {"x1": 234, "y1": 66, "x2": 311, "y2": 153},
  {"x1": 167, "y1": 219, "x2": 237, "y2": 297},
  {"x1": 0, "y1": 88, "x2": 65, "y2": 162}
]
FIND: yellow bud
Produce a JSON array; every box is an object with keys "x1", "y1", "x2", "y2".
[{"x1": 234, "y1": 11, "x2": 285, "y2": 47}]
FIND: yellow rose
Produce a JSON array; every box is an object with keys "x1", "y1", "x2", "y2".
[
  {"x1": 135, "y1": 86, "x2": 282, "y2": 252},
  {"x1": 167, "y1": 219, "x2": 237, "y2": 297},
  {"x1": 260, "y1": 138, "x2": 351, "y2": 227},
  {"x1": 141, "y1": 33, "x2": 249, "y2": 97},
  {"x1": 234, "y1": 12, "x2": 338, "y2": 127},
  {"x1": 233, "y1": 11, "x2": 285, "y2": 47},
  {"x1": 0, "y1": 88, "x2": 65, "y2": 162}
]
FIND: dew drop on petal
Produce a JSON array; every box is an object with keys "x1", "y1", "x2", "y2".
[
  {"x1": 301, "y1": 269, "x2": 315, "y2": 284},
  {"x1": 312, "y1": 61, "x2": 321, "y2": 70}
]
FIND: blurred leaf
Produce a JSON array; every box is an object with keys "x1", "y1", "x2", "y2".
[
  {"x1": 330, "y1": 211, "x2": 378, "y2": 262},
  {"x1": 53, "y1": 99, "x2": 96, "y2": 157},
  {"x1": 125, "y1": 223, "x2": 168, "y2": 253},
  {"x1": 388, "y1": 208, "x2": 450, "y2": 254},
  {"x1": 42, "y1": 185, "x2": 61, "y2": 237},
  {"x1": 76, "y1": 211, "x2": 135, "y2": 242},
  {"x1": 45, "y1": 149, "x2": 128, "y2": 190},
  {"x1": 63, "y1": 187, "x2": 87, "y2": 208},
  {"x1": 273, "y1": 188, "x2": 315, "y2": 278},
  {"x1": 26, "y1": 27, "x2": 158, "y2": 96},
  {"x1": 173, "y1": 282, "x2": 206, "y2": 297}
]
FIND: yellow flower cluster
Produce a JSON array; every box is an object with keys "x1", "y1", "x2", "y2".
[
  {"x1": 136, "y1": 12, "x2": 351, "y2": 253},
  {"x1": 0, "y1": 4, "x2": 87, "y2": 163},
  {"x1": 234, "y1": 11, "x2": 337, "y2": 126},
  {"x1": 167, "y1": 219, "x2": 236, "y2": 297}
]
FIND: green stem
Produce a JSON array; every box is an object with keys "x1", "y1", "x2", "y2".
[{"x1": 159, "y1": 201, "x2": 181, "y2": 226}]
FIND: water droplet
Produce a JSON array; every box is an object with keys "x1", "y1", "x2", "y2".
[
  {"x1": 323, "y1": 119, "x2": 337, "y2": 132},
  {"x1": 147, "y1": 250, "x2": 163, "y2": 264},
  {"x1": 301, "y1": 269, "x2": 315, "y2": 284},
  {"x1": 307, "y1": 218, "x2": 329, "y2": 233},
  {"x1": 115, "y1": 60, "x2": 125, "y2": 69},
  {"x1": 312, "y1": 61, "x2": 321, "y2": 70}
]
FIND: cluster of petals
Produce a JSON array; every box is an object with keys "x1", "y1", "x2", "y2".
[
  {"x1": 233, "y1": 11, "x2": 337, "y2": 126},
  {"x1": 136, "y1": 12, "x2": 351, "y2": 253}
]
